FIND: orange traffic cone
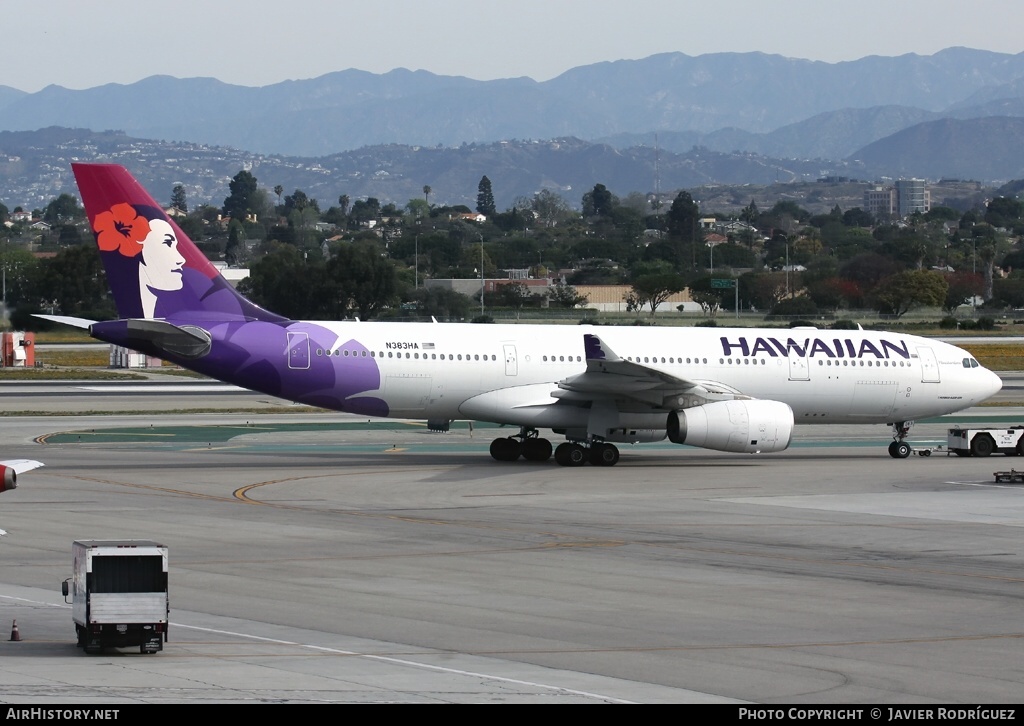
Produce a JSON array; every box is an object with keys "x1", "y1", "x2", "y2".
[{"x1": 9, "y1": 620, "x2": 20, "y2": 641}]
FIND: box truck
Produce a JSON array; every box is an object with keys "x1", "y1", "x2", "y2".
[{"x1": 61, "y1": 540, "x2": 169, "y2": 654}]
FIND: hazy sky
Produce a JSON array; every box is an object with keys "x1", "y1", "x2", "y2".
[{"x1": 4, "y1": 0, "x2": 1023, "y2": 92}]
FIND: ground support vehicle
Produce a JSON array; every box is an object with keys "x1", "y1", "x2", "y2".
[
  {"x1": 61, "y1": 540, "x2": 169, "y2": 654},
  {"x1": 946, "y1": 427, "x2": 1024, "y2": 458}
]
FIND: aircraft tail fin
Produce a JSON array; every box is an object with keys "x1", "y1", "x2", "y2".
[{"x1": 72, "y1": 163, "x2": 284, "y2": 323}]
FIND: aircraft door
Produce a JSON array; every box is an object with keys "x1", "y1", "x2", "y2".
[
  {"x1": 503, "y1": 344, "x2": 518, "y2": 376},
  {"x1": 788, "y1": 345, "x2": 809, "y2": 381},
  {"x1": 287, "y1": 332, "x2": 310, "y2": 370},
  {"x1": 917, "y1": 346, "x2": 940, "y2": 383}
]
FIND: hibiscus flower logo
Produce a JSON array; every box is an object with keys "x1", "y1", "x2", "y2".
[{"x1": 92, "y1": 203, "x2": 150, "y2": 256}]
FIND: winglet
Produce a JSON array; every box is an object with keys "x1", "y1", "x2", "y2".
[{"x1": 583, "y1": 333, "x2": 621, "y2": 362}]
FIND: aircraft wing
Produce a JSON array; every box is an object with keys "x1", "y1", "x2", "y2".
[
  {"x1": 0, "y1": 459, "x2": 43, "y2": 536},
  {"x1": 553, "y1": 333, "x2": 748, "y2": 411},
  {"x1": 1, "y1": 460, "x2": 44, "y2": 475}
]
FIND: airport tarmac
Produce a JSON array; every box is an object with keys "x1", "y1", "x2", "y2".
[{"x1": 0, "y1": 379, "x2": 1023, "y2": 704}]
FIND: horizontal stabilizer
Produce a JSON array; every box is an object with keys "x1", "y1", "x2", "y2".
[
  {"x1": 33, "y1": 314, "x2": 96, "y2": 329},
  {"x1": 91, "y1": 319, "x2": 212, "y2": 359}
]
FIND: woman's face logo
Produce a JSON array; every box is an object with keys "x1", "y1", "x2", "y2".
[{"x1": 140, "y1": 219, "x2": 185, "y2": 291}]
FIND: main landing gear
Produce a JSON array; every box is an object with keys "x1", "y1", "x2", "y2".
[
  {"x1": 553, "y1": 441, "x2": 620, "y2": 467},
  {"x1": 887, "y1": 421, "x2": 914, "y2": 459},
  {"x1": 488, "y1": 429, "x2": 620, "y2": 466},
  {"x1": 489, "y1": 428, "x2": 553, "y2": 462}
]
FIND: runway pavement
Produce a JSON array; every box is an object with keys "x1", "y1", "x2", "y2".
[{"x1": 0, "y1": 378, "x2": 1023, "y2": 704}]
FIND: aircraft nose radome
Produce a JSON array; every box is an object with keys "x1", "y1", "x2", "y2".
[{"x1": 986, "y1": 369, "x2": 1004, "y2": 399}]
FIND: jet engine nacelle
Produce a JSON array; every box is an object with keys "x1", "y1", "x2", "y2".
[
  {"x1": 0, "y1": 465, "x2": 17, "y2": 494},
  {"x1": 667, "y1": 399, "x2": 794, "y2": 453}
]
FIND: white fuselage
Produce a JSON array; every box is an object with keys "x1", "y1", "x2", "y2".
[{"x1": 284, "y1": 322, "x2": 1001, "y2": 429}]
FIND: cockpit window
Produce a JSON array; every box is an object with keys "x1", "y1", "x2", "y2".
[
  {"x1": 971, "y1": 359, "x2": 979, "y2": 368},
  {"x1": 963, "y1": 358, "x2": 980, "y2": 368}
]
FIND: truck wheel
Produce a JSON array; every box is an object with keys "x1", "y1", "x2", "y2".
[{"x1": 971, "y1": 435, "x2": 995, "y2": 457}]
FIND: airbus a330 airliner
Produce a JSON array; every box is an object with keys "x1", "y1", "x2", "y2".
[{"x1": 43, "y1": 163, "x2": 1002, "y2": 466}]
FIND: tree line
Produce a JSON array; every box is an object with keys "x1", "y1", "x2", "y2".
[{"x1": 3, "y1": 170, "x2": 1024, "y2": 327}]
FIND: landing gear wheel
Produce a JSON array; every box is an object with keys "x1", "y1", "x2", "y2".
[
  {"x1": 522, "y1": 437, "x2": 553, "y2": 462},
  {"x1": 894, "y1": 442, "x2": 911, "y2": 459},
  {"x1": 589, "y1": 443, "x2": 620, "y2": 466},
  {"x1": 489, "y1": 437, "x2": 522, "y2": 462},
  {"x1": 554, "y1": 442, "x2": 586, "y2": 467},
  {"x1": 888, "y1": 441, "x2": 899, "y2": 458}
]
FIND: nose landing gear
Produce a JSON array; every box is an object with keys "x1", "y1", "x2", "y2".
[{"x1": 887, "y1": 421, "x2": 914, "y2": 459}]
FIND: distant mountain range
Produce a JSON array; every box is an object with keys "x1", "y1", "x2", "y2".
[{"x1": 2, "y1": 48, "x2": 1024, "y2": 211}]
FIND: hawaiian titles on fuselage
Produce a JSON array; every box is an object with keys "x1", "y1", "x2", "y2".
[{"x1": 720, "y1": 336, "x2": 911, "y2": 359}]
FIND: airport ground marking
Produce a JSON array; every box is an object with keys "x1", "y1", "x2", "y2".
[{"x1": 168, "y1": 622, "x2": 636, "y2": 704}]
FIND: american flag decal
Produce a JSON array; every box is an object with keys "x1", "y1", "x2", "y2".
[{"x1": 422, "y1": 342, "x2": 435, "y2": 350}]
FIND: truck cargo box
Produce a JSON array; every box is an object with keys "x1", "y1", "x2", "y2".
[{"x1": 62, "y1": 540, "x2": 169, "y2": 654}]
